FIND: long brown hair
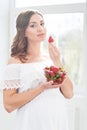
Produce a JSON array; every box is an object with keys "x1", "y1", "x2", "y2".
[{"x1": 11, "y1": 10, "x2": 43, "y2": 63}]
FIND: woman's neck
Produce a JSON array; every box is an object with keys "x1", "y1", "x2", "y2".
[{"x1": 27, "y1": 42, "x2": 42, "y2": 58}]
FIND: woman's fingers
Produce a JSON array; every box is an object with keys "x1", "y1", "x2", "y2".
[
  {"x1": 49, "y1": 43, "x2": 60, "y2": 62},
  {"x1": 49, "y1": 43, "x2": 60, "y2": 56},
  {"x1": 42, "y1": 80, "x2": 62, "y2": 89}
]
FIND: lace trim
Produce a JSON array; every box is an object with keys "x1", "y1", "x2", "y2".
[{"x1": 1, "y1": 79, "x2": 22, "y2": 90}]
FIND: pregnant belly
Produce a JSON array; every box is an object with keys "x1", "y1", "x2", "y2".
[
  {"x1": 19, "y1": 88, "x2": 67, "y2": 116},
  {"x1": 16, "y1": 89, "x2": 68, "y2": 130}
]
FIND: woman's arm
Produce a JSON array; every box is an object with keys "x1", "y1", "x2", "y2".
[
  {"x1": 4, "y1": 58, "x2": 46, "y2": 112},
  {"x1": 3, "y1": 80, "x2": 59, "y2": 113},
  {"x1": 48, "y1": 43, "x2": 74, "y2": 98},
  {"x1": 3, "y1": 85, "x2": 45, "y2": 113},
  {"x1": 59, "y1": 76, "x2": 73, "y2": 98}
]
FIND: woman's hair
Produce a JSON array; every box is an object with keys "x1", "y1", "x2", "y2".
[{"x1": 11, "y1": 10, "x2": 43, "y2": 63}]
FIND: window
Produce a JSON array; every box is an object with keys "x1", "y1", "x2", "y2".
[
  {"x1": 43, "y1": 13, "x2": 83, "y2": 90},
  {"x1": 10, "y1": 0, "x2": 86, "y2": 94}
]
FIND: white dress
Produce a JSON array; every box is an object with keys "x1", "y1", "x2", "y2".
[{"x1": 2, "y1": 60, "x2": 69, "y2": 130}]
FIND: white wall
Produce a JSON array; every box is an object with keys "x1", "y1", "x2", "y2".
[
  {"x1": 0, "y1": 0, "x2": 9, "y2": 67},
  {"x1": 0, "y1": 0, "x2": 9, "y2": 84},
  {"x1": 0, "y1": 0, "x2": 16, "y2": 130}
]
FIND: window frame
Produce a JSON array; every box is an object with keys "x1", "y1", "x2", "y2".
[{"x1": 9, "y1": 0, "x2": 87, "y2": 94}]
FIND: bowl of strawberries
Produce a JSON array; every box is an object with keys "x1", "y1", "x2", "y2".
[{"x1": 44, "y1": 66, "x2": 66, "y2": 85}]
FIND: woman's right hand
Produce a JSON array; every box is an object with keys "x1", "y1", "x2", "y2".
[{"x1": 41, "y1": 80, "x2": 61, "y2": 90}]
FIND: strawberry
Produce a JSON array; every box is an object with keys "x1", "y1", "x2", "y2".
[
  {"x1": 48, "y1": 36, "x2": 54, "y2": 43},
  {"x1": 50, "y1": 66, "x2": 59, "y2": 74}
]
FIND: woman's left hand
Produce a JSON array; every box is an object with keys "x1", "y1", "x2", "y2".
[{"x1": 48, "y1": 43, "x2": 62, "y2": 67}]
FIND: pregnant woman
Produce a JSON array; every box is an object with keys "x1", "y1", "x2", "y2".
[{"x1": 2, "y1": 10, "x2": 73, "y2": 130}]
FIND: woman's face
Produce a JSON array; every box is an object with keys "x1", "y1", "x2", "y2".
[{"x1": 25, "y1": 13, "x2": 47, "y2": 43}]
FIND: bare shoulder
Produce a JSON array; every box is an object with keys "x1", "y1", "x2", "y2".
[{"x1": 8, "y1": 57, "x2": 22, "y2": 65}]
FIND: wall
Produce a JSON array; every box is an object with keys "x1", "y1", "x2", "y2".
[
  {"x1": 0, "y1": 0, "x2": 9, "y2": 68},
  {"x1": 0, "y1": 1, "x2": 9, "y2": 85},
  {"x1": 0, "y1": 0, "x2": 16, "y2": 130}
]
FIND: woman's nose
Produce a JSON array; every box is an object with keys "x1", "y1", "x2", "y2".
[{"x1": 37, "y1": 25, "x2": 43, "y2": 31}]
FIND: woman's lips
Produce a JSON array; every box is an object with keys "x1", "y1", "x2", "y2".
[{"x1": 37, "y1": 33, "x2": 45, "y2": 37}]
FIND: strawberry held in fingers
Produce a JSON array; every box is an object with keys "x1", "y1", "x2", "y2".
[
  {"x1": 44, "y1": 66, "x2": 66, "y2": 85},
  {"x1": 48, "y1": 36, "x2": 54, "y2": 43}
]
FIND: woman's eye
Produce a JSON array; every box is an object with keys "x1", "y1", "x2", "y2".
[
  {"x1": 29, "y1": 22, "x2": 45, "y2": 28},
  {"x1": 41, "y1": 22, "x2": 44, "y2": 26},
  {"x1": 30, "y1": 24, "x2": 36, "y2": 28}
]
